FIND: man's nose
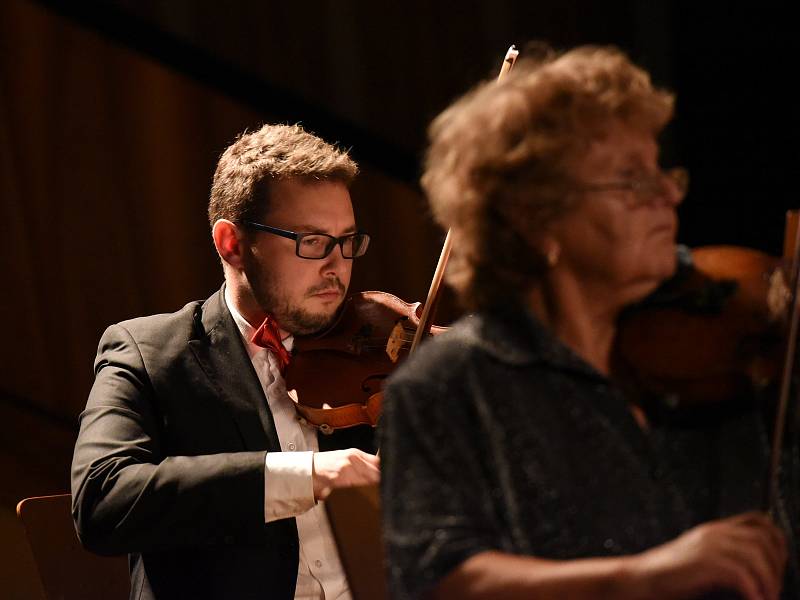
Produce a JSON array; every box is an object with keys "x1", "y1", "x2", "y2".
[{"x1": 320, "y1": 245, "x2": 348, "y2": 276}]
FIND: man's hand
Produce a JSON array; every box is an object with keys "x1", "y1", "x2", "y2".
[
  {"x1": 312, "y1": 449, "x2": 380, "y2": 501},
  {"x1": 631, "y1": 511, "x2": 787, "y2": 600}
]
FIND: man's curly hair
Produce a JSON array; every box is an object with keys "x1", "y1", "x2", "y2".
[{"x1": 208, "y1": 123, "x2": 358, "y2": 228}]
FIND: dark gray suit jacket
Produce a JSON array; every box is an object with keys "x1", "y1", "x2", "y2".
[{"x1": 71, "y1": 286, "x2": 373, "y2": 600}]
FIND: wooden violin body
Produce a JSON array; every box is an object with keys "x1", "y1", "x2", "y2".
[
  {"x1": 285, "y1": 291, "x2": 446, "y2": 432},
  {"x1": 614, "y1": 245, "x2": 789, "y2": 409}
]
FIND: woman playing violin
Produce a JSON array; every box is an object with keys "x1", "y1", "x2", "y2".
[{"x1": 381, "y1": 45, "x2": 798, "y2": 599}]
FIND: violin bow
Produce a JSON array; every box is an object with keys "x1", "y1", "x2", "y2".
[
  {"x1": 409, "y1": 45, "x2": 519, "y2": 354},
  {"x1": 766, "y1": 210, "x2": 800, "y2": 514}
]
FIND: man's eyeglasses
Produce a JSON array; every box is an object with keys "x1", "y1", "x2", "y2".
[
  {"x1": 577, "y1": 167, "x2": 689, "y2": 206},
  {"x1": 240, "y1": 221, "x2": 371, "y2": 260}
]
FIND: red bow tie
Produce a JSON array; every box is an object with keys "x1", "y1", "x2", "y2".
[{"x1": 251, "y1": 315, "x2": 291, "y2": 374}]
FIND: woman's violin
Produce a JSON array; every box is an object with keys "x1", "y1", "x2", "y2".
[
  {"x1": 614, "y1": 244, "x2": 790, "y2": 409},
  {"x1": 614, "y1": 209, "x2": 800, "y2": 517}
]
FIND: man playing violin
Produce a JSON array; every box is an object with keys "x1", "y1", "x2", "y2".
[
  {"x1": 71, "y1": 124, "x2": 380, "y2": 600},
  {"x1": 381, "y1": 46, "x2": 798, "y2": 599}
]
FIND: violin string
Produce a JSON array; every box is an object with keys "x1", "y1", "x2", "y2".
[
  {"x1": 354, "y1": 336, "x2": 416, "y2": 343},
  {"x1": 310, "y1": 339, "x2": 417, "y2": 350},
  {"x1": 358, "y1": 334, "x2": 418, "y2": 343},
  {"x1": 305, "y1": 332, "x2": 423, "y2": 353},
  {"x1": 360, "y1": 342, "x2": 414, "y2": 350}
]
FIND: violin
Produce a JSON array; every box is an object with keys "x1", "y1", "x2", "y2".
[
  {"x1": 284, "y1": 46, "x2": 520, "y2": 433},
  {"x1": 285, "y1": 291, "x2": 446, "y2": 433},
  {"x1": 614, "y1": 244, "x2": 789, "y2": 409},
  {"x1": 614, "y1": 209, "x2": 800, "y2": 517}
]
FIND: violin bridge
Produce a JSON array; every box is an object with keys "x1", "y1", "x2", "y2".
[{"x1": 386, "y1": 321, "x2": 407, "y2": 363}]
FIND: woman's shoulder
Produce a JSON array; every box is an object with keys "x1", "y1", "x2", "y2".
[
  {"x1": 387, "y1": 307, "x2": 544, "y2": 389},
  {"x1": 388, "y1": 314, "x2": 491, "y2": 385}
]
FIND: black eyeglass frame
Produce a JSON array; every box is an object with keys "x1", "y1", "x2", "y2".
[{"x1": 239, "y1": 220, "x2": 371, "y2": 260}]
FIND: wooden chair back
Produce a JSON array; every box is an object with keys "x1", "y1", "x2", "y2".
[
  {"x1": 16, "y1": 494, "x2": 130, "y2": 600},
  {"x1": 326, "y1": 484, "x2": 386, "y2": 600}
]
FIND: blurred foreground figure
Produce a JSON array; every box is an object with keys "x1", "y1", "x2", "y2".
[{"x1": 381, "y1": 45, "x2": 798, "y2": 600}]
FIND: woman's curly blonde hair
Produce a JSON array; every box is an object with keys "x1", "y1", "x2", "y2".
[{"x1": 422, "y1": 45, "x2": 674, "y2": 310}]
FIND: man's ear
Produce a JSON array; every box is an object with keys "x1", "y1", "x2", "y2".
[{"x1": 212, "y1": 219, "x2": 246, "y2": 269}]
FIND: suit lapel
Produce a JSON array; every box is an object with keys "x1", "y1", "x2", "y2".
[{"x1": 188, "y1": 285, "x2": 282, "y2": 452}]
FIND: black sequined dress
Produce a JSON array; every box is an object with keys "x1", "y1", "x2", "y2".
[{"x1": 381, "y1": 306, "x2": 800, "y2": 599}]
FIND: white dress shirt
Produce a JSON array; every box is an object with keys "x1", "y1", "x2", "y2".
[{"x1": 225, "y1": 288, "x2": 352, "y2": 600}]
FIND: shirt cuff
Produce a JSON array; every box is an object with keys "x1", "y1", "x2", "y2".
[{"x1": 264, "y1": 451, "x2": 315, "y2": 522}]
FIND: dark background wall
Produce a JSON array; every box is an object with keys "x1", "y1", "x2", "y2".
[
  {"x1": 65, "y1": 1, "x2": 798, "y2": 249},
  {"x1": 1, "y1": 1, "x2": 797, "y2": 596}
]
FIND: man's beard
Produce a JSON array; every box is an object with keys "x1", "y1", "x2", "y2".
[{"x1": 244, "y1": 257, "x2": 346, "y2": 336}]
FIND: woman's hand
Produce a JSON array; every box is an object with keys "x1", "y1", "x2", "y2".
[{"x1": 630, "y1": 511, "x2": 787, "y2": 600}]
